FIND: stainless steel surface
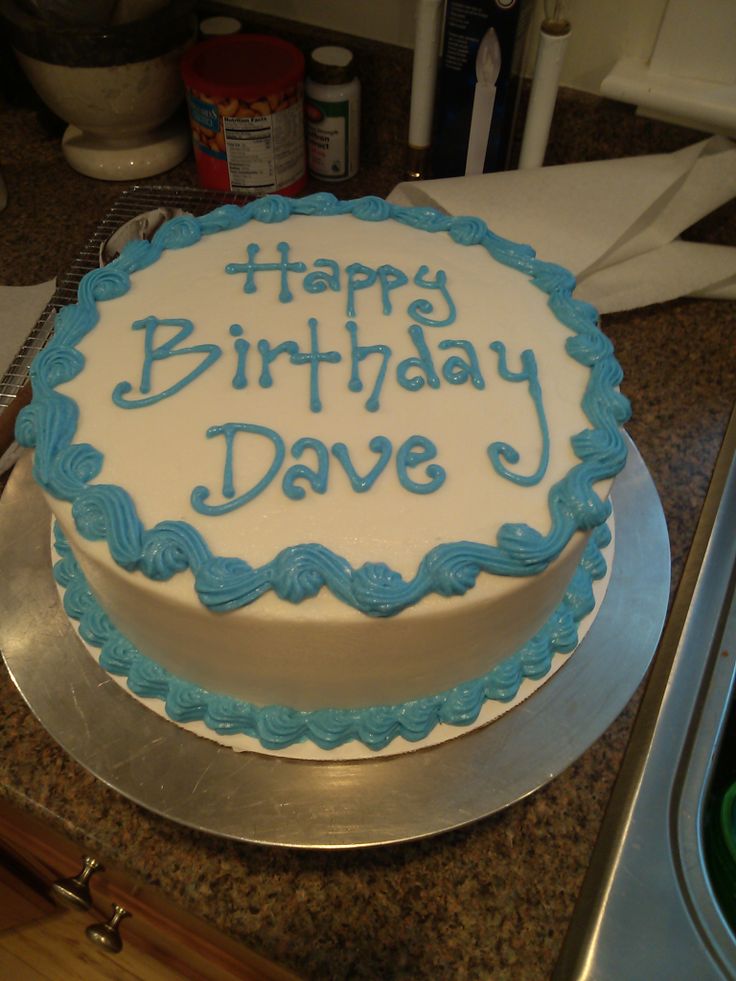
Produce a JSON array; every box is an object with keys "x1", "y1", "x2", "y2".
[
  {"x1": 51, "y1": 856, "x2": 102, "y2": 911},
  {"x1": 86, "y1": 905, "x2": 130, "y2": 955},
  {"x1": 0, "y1": 438, "x2": 669, "y2": 849},
  {"x1": 555, "y1": 406, "x2": 736, "y2": 980}
]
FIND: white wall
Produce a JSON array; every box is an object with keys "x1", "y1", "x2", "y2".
[
  {"x1": 228, "y1": 0, "x2": 669, "y2": 95},
  {"x1": 227, "y1": 0, "x2": 418, "y2": 48},
  {"x1": 523, "y1": 0, "x2": 668, "y2": 93}
]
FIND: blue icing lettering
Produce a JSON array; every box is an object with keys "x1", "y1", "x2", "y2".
[
  {"x1": 408, "y1": 266, "x2": 456, "y2": 327},
  {"x1": 345, "y1": 319, "x2": 391, "y2": 412},
  {"x1": 438, "y1": 339, "x2": 485, "y2": 388},
  {"x1": 112, "y1": 317, "x2": 221, "y2": 408},
  {"x1": 225, "y1": 241, "x2": 306, "y2": 302},
  {"x1": 487, "y1": 341, "x2": 550, "y2": 487},
  {"x1": 396, "y1": 436, "x2": 446, "y2": 494},
  {"x1": 397, "y1": 325, "x2": 440, "y2": 391},
  {"x1": 196, "y1": 428, "x2": 444, "y2": 504},
  {"x1": 303, "y1": 258, "x2": 340, "y2": 293},
  {"x1": 345, "y1": 262, "x2": 377, "y2": 317},
  {"x1": 376, "y1": 264, "x2": 408, "y2": 314},
  {"x1": 257, "y1": 338, "x2": 299, "y2": 389},
  {"x1": 221, "y1": 237, "x2": 456, "y2": 325},
  {"x1": 258, "y1": 320, "x2": 341, "y2": 413},
  {"x1": 282, "y1": 437, "x2": 329, "y2": 500},
  {"x1": 289, "y1": 318, "x2": 341, "y2": 413},
  {"x1": 332, "y1": 436, "x2": 392, "y2": 492},
  {"x1": 229, "y1": 323, "x2": 249, "y2": 389},
  {"x1": 191, "y1": 422, "x2": 285, "y2": 515}
]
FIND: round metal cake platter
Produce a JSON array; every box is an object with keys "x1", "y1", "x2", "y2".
[{"x1": 0, "y1": 438, "x2": 669, "y2": 849}]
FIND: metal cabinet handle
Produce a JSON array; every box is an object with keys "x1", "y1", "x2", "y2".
[
  {"x1": 86, "y1": 903, "x2": 130, "y2": 954},
  {"x1": 51, "y1": 856, "x2": 102, "y2": 911}
]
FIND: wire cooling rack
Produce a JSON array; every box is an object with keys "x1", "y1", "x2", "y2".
[{"x1": 0, "y1": 186, "x2": 248, "y2": 419}]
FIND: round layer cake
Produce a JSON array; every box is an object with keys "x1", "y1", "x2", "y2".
[{"x1": 18, "y1": 194, "x2": 629, "y2": 751}]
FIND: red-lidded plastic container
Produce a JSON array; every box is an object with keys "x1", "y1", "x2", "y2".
[{"x1": 181, "y1": 34, "x2": 306, "y2": 196}]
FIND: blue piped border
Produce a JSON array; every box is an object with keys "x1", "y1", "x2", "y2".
[
  {"x1": 54, "y1": 521, "x2": 611, "y2": 751},
  {"x1": 17, "y1": 194, "x2": 630, "y2": 618}
]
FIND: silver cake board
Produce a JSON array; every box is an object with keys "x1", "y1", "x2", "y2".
[{"x1": 0, "y1": 438, "x2": 670, "y2": 849}]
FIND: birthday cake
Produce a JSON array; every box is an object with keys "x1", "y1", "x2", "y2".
[{"x1": 17, "y1": 194, "x2": 629, "y2": 753}]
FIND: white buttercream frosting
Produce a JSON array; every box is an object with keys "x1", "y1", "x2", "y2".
[{"x1": 19, "y1": 195, "x2": 629, "y2": 749}]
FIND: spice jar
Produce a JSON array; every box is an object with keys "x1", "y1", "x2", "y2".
[{"x1": 305, "y1": 46, "x2": 360, "y2": 181}]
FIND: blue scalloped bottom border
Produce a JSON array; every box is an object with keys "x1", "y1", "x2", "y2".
[{"x1": 53, "y1": 522, "x2": 611, "y2": 752}]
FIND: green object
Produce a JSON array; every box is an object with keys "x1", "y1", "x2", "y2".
[{"x1": 707, "y1": 780, "x2": 736, "y2": 930}]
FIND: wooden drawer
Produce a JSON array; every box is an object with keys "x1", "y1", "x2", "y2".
[{"x1": 0, "y1": 798, "x2": 299, "y2": 981}]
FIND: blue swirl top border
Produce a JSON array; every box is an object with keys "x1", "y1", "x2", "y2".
[
  {"x1": 17, "y1": 193, "x2": 630, "y2": 618},
  {"x1": 53, "y1": 520, "x2": 612, "y2": 751}
]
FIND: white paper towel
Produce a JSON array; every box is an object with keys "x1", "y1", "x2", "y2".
[
  {"x1": 388, "y1": 136, "x2": 736, "y2": 313},
  {"x1": 0, "y1": 280, "x2": 56, "y2": 377},
  {"x1": 0, "y1": 279, "x2": 55, "y2": 472}
]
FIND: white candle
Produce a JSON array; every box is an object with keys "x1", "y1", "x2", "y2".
[
  {"x1": 519, "y1": 9, "x2": 571, "y2": 170},
  {"x1": 465, "y1": 27, "x2": 502, "y2": 175},
  {"x1": 408, "y1": 0, "x2": 444, "y2": 150}
]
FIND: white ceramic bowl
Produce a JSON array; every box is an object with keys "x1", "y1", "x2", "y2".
[
  {"x1": 6, "y1": 0, "x2": 196, "y2": 180},
  {"x1": 17, "y1": 45, "x2": 193, "y2": 180}
]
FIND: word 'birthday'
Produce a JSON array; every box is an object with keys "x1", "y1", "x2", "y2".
[{"x1": 111, "y1": 316, "x2": 541, "y2": 419}]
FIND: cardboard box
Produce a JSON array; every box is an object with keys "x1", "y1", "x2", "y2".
[{"x1": 432, "y1": 0, "x2": 532, "y2": 177}]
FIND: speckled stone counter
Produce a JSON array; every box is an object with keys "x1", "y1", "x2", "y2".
[{"x1": 1, "y1": 36, "x2": 735, "y2": 979}]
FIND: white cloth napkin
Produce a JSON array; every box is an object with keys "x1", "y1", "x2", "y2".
[{"x1": 388, "y1": 136, "x2": 736, "y2": 313}]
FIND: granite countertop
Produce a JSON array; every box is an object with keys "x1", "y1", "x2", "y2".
[{"x1": 1, "y1": 37, "x2": 736, "y2": 978}]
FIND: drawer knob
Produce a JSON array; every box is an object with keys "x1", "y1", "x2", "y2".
[
  {"x1": 51, "y1": 856, "x2": 102, "y2": 911},
  {"x1": 86, "y1": 903, "x2": 130, "y2": 954}
]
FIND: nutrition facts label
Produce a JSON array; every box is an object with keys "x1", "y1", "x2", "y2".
[{"x1": 223, "y1": 101, "x2": 305, "y2": 194}]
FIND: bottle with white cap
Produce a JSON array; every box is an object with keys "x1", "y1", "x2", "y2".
[
  {"x1": 198, "y1": 16, "x2": 241, "y2": 39},
  {"x1": 305, "y1": 46, "x2": 360, "y2": 181}
]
